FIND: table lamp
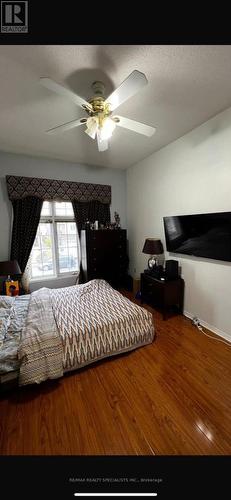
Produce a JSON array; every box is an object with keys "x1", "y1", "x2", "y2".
[
  {"x1": 142, "y1": 238, "x2": 164, "y2": 270},
  {"x1": 0, "y1": 260, "x2": 22, "y2": 277}
]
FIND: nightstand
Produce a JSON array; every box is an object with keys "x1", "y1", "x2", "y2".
[{"x1": 140, "y1": 273, "x2": 184, "y2": 320}]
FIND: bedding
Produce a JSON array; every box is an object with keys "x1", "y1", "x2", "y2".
[
  {"x1": 1, "y1": 279, "x2": 154, "y2": 386},
  {"x1": 0, "y1": 295, "x2": 30, "y2": 373}
]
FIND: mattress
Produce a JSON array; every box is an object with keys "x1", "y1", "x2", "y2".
[{"x1": 1, "y1": 280, "x2": 155, "y2": 386}]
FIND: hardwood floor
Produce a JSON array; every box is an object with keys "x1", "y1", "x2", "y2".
[{"x1": 0, "y1": 291, "x2": 230, "y2": 455}]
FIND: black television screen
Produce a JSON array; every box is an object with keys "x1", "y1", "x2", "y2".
[{"x1": 163, "y1": 212, "x2": 231, "y2": 262}]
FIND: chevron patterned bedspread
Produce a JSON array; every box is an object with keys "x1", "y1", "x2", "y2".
[
  {"x1": 19, "y1": 280, "x2": 154, "y2": 385},
  {"x1": 51, "y1": 279, "x2": 154, "y2": 372}
]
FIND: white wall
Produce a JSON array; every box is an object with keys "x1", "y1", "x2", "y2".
[
  {"x1": 0, "y1": 151, "x2": 126, "y2": 289},
  {"x1": 127, "y1": 106, "x2": 231, "y2": 340}
]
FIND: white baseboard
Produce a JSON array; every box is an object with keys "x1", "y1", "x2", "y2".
[{"x1": 184, "y1": 311, "x2": 231, "y2": 344}]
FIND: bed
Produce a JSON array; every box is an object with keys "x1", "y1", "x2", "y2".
[{"x1": 0, "y1": 279, "x2": 154, "y2": 386}]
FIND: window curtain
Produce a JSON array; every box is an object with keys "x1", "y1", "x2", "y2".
[
  {"x1": 72, "y1": 200, "x2": 111, "y2": 234},
  {"x1": 7, "y1": 175, "x2": 111, "y2": 289},
  {"x1": 10, "y1": 196, "x2": 43, "y2": 278},
  {"x1": 72, "y1": 200, "x2": 111, "y2": 283},
  {"x1": 6, "y1": 175, "x2": 111, "y2": 204}
]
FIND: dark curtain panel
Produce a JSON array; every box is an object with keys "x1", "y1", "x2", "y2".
[
  {"x1": 72, "y1": 201, "x2": 90, "y2": 235},
  {"x1": 72, "y1": 200, "x2": 111, "y2": 283},
  {"x1": 10, "y1": 196, "x2": 43, "y2": 273},
  {"x1": 72, "y1": 200, "x2": 111, "y2": 234},
  {"x1": 88, "y1": 200, "x2": 111, "y2": 226}
]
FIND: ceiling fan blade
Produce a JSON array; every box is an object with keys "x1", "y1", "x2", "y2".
[
  {"x1": 40, "y1": 78, "x2": 92, "y2": 111},
  {"x1": 97, "y1": 131, "x2": 108, "y2": 152},
  {"x1": 114, "y1": 115, "x2": 156, "y2": 137},
  {"x1": 46, "y1": 118, "x2": 87, "y2": 135},
  {"x1": 105, "y1": 70, "x2": 148, "y2": 112}
]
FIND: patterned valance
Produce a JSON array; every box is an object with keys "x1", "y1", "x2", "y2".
[{"x1": 6, "y1": 175, "x2": 111, "y2": 204}]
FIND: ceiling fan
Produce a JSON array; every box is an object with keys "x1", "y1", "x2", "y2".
[{"x1": 40, "y1": 70, "x2": 156, "y2": 152}]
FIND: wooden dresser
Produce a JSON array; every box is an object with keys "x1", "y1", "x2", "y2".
[{"x1": 81, "y1": 229, "x2": 128, "y2": 288}]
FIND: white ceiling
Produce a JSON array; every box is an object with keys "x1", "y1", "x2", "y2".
[{"x1": 1, "y1": 45, "x2": 231, "y2": 169}]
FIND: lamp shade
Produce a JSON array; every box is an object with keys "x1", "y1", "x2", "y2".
[
  {"x1": 0, "y1": 260, "x2": 22, "y2": 276},
  {"x1": 142, "y1": 238, "x2": 163, "y2": 255}
]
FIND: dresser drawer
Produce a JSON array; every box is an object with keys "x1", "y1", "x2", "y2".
[
  {"x1": 140, "y1": 273, "x2": 184, "y2": 320},
  {"x1": 143, "y1": 276, "x2": 163, "y2": 291},
  {"x1": 81, "y1": 229, "x2": 128, "y2": 288},
  {"x1": 143, "y1": 281, "x2": 164, "y2": 304}
]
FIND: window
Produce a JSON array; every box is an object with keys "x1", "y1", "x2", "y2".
[{"x1": 30, "y1": 201, "x2": 80, "y2": 280}]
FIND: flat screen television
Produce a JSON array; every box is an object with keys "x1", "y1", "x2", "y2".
[{"x1": 163, "y1": 212, "x2": 231, "y2": 262}]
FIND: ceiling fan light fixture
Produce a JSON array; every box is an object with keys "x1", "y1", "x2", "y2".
[
  {"x1": 98, "y1": 117, "x2": 116, "y2": 141},
  {"x1": 85, "y1": 116, "x2": 98, "y2": 139},
  {"x1": 85, "y1": 115, "x2": 116, "y2": 142}
]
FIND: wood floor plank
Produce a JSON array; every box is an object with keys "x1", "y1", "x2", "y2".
[{"x1": 0, "y1": 291, "x2": 230, "y2": 455}]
